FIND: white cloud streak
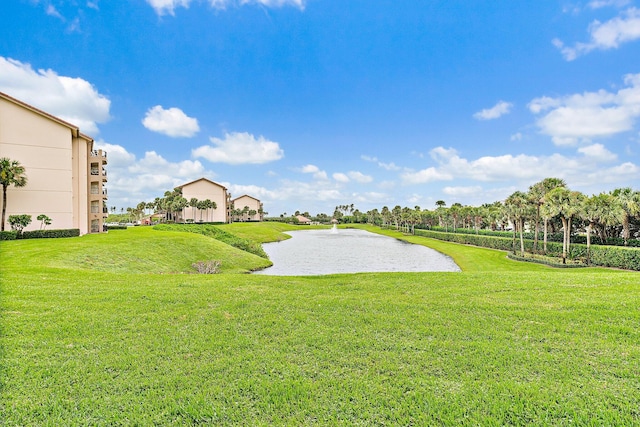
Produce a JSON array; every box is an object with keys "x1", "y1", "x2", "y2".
[
  {"x1": 473, "y1": 100, "x2": 513, "y2": 120},
  {"x1": 0, "y1": 56, "x2": 111, "y2": 135},
  {"x1": 146, "y1": 0, "x2": 304, "y2": 16},
  {"x1": 554, "y1": 7, "x2": 640, "y2": 60},
  {"x1": 192, "y1": 132, "x2": 284, "y2": 164},
  {"x1": 142, "y1": 105, "x2": 200, "y2": 137}
]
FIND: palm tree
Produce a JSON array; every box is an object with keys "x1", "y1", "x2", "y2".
[
  {"x1": 590, "y1": 192, "x2": 624, "y2": 243},
  {"x1": 0, "y1": 158, "x2": 28, "y2": 231},
  {"x1": 580, "y1": 195, "x2": 601, "y2": 265},
  {"x1": 505, "y1": 191, "x2": 532, "y2": 256},
  {"x1": 189, "y1": 197, "x2": 199, "y2": 222},
  {"x1": 611, "y1": 187, "x2": 640, "y2": 245},
  {"x1": 528, "y1": 178, "x2": 566, "y2": 254},
  {"x1": 542, "y1": 187, "x2": 584, "y2": 264}
]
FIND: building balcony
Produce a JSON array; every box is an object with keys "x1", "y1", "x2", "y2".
[{"x1": 90, "y1": 150, "x2": 108, "y2": 165}]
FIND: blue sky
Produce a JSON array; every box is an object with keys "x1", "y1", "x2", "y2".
[{"x1": 1, "y1": 0, "x2": 639, "y2": 216}]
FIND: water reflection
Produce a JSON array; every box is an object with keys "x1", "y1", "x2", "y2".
[{"x1": 253, "y1": 228, "x2": 461, "y2": 276}]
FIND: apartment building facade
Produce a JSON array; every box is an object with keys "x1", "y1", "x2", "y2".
[
  {"x1": 231, "y1": 194, "x2": 263, "y2": 221},
  {"x1": 0, "y1": 91, "x2": 108, "y2": 235},
  {"x1": 177, "y1": 177, "x2": 231, "y2": 223}
]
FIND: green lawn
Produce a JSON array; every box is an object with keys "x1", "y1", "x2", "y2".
[{"x1": 1, "y1": 224, "x2": 639, "y2": 425}]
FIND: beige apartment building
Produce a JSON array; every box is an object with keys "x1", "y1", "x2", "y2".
[
  {"x1": 177, "y1": 177, "x2": 231, "y2": 223},
  {"x1": 0, "y1": 91, "x2": 108, "y2": 235},
  {"x1": 231, "y1": 194, "x2": 263, "y2": 221}
]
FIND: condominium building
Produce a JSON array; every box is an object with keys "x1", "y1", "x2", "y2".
[
  {"x1": 0, "y1": 91, "x2": 108, "y2": 234},
  {"x1": 177, "y1": 177, "x2": 232, "y2": 223},
  {"x1": 231, "y1": 194, "x2": 263, "y2": 221}
]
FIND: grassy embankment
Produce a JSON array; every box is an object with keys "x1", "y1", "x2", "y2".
[{"x1": 1, "y1": 223, "x2": 639, "y2": 425}]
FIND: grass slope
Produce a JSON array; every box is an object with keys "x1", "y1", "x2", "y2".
[
  {"x1": 0, "y1": 226, "x2": 271, "y2": 274},
  {"x1": 1, "y1": 223, "x2": 639, "y2": 425}
]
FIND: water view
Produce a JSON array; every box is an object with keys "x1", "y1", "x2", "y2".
[{"x1": 253, "y1": 228, "x2": 461, "y2": 275}]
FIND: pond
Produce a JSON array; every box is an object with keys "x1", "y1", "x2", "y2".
[{"x1": 253, "y1": 228, "x2": 461, "y2": 276}]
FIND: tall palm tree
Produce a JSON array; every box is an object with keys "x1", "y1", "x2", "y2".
[
  {"x1": 188, "y1": 197, "x2": 199, "y2": 222},
  {"x1": 611, "y1": 187, "x2": 640, "y2": 245},
  {"x1": 542, "y1": 187, "x2": 584, "y2": 264},
  {"x1": 528, "y1": 178, "x2": 566, "y2": 254},
  {"x1": 0, "y1": 158, "x2": 28, "y2": 231},
  {"x1": 590, "y1": 192, "x2": 624, "y2": 243},
  {"x1": 505, "y1": 191, "x2": 532, "y2": 256}
]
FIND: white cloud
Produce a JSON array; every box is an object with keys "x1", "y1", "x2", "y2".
[
  {"x1": 554, "y1": 7, "x2": 640, "y2": 60},
  {"x1": 146, "y1": 0, "x2": 191, "y2": 16},
  {"x1": 297, "y1": 164, "x2": 328, "y2": 180},
  {"x1": 442, "y1": 186, "x2": 483, "y2": 196},
  {"x1": 401, "y1": 145, "x2": 637, "y2": 188},
  {"x1": 146, "y1": 0, "x2": 304, "y2": 16},
  {"x1": 192, "y1": 132, "x2": 284, "y2": 164},
  {"x1": 46, "y1": 5, "x2": 64, "y2": 19},
  {"x1": 401, "y1": 167, "x2": 453, "y2": 184},
  {"x1": 333, "y1": 172, "x2": 349, "y2": 183},
  {"x1": 577, "y1": 143, "x2": 618, "y2": 161},
  {"x1": 588, "y1": 0, "x2": 631, "y2": 10},
  {"x1": 529, "y1": 73, "x2": 640, "y2": 145},
  {"x1": 142, "y1": 105, "x2": 200, "y2": 137},
  {"x1": 94, "y1": 141, "x2": 213, "y2": 207},
  {"x1": 348, "y1": 171, "x2": 373, "y2": 183},
  {"x1": 510, "y1": 132, "x2": 523, "y2": 141},
  {"x1": 361, "y1": 155, "x2": 402, "y2": 171},
  {"x1": 0, "y1": 57, "x2": 111, "y2": 135},
  {"x1": 473, "y1": 101, "x2": 513, "y2": 120}
]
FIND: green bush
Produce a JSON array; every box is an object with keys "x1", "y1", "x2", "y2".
[
  {"x1": 20, "y1": 229, "x2": 80, "y2": 239},
  {"x1": 415, "y1": 229, "x2": 639, "y2": 271},
  {"x1": 106, "y1": 225, "x2": 128, "y2": 230},
  {"x1": 0, "y1": 230, "x2": 18, "y2": 240}
]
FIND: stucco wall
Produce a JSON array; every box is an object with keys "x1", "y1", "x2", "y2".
[
  {"x1": 0, "y1": 96, "x2": 88, "y2": 233},
  {"x1": 180, "y1": 179, "x2": 228, "y2": 223},
  {"x1": 232, "y1": 195, "x2": 262, "y2": 221}
]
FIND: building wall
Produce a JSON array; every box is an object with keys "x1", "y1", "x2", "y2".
[
  {"x1": 0, "y1": 94, "x2": 101, "y2": 234},
  {"x1": 232, "y1": 195, "x2": 262, "y2": 221},
  {"x1": 180, "y1": 179, "x2": 229, "y2": 223}
]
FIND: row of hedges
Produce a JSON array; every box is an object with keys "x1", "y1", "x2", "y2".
[
  {"x1": 154, "y1": 224, "x2": 268, "y2": 259},
  {"x1": 0, "y1": 229, "x2": 80, "y2": 240},
  {"x1": 425, "y1": 226, "x2": 640, "y2": 247},
  {"x1": 414, "y1": 229, "x2": 640, "y2": 271}
]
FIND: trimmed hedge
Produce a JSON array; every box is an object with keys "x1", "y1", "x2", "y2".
[
  {"x1": 20, "y1": 229, "x2": 80, "y2": 239},
  {"x1": 0, "y1": 229, "x2": 80, "y2": 240},
  {"x1": 506, "y1": 253, "x2": 586, "y2": 268},
  {"x1": 425, "y1": 225, "x2": 640, "y2": 247},
  {"x1": 0, "y1": 230, "x2": 18, "y2": 240},
  {"x1": 414, "y1": 229, "x2": 640, "y2": 271}
]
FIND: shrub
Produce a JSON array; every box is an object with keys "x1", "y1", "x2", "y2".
[
  {"x1": 192, "y1": 260, "x2": 222, "y2": 274},
  {"x1": 8, "y1": 214, "x2": 31, "y2": 233},
  {"x1": 20, "y1": 229, "x2": 80, "y2": 239},
  {"x1": 415, "y1": 229, "x2": 639, "y2": 271},
  {"x1": 0, "y1": 230, "x2": 17, "y2": 240}
]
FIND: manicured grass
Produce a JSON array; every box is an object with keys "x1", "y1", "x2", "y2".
[{"x1": 1, "y1": 224, "x2": 639, "y2": 425}]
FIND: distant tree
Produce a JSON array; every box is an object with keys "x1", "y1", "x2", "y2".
[
  {"x1": 529, "y1": 178, "x2": 566, "y2": 254},
  {"x1": 542, "y1": 187, "x2": 584, "y2": 264},
  {"x1": 611, "y1": 187, "x2": 640, "y2": 245},
  {"x1": 1, "y1": 157, "x2": 28, "y2": 231}
]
